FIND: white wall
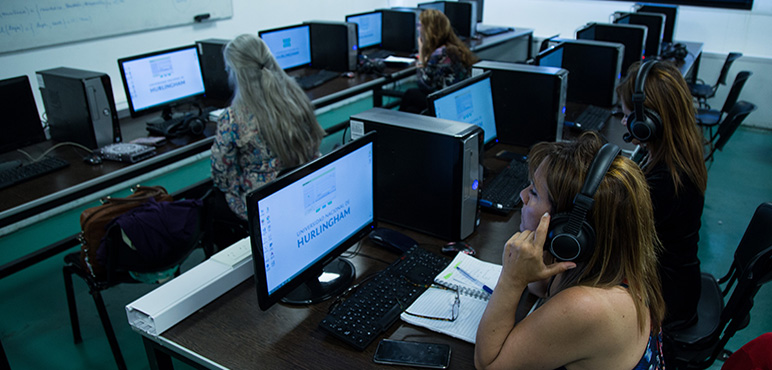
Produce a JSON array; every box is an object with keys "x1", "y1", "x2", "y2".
[{"x1": 1, "y1": 0, "x2": 770, "y2": 127}]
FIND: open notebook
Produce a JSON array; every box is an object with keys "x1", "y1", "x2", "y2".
[{"x1": 400, "y1": 253, "x2": 502, "y2": 343}]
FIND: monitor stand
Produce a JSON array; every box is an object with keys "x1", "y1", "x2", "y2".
[{"x1": 281, "y1": 257, "x2": 355, "y2": 305}]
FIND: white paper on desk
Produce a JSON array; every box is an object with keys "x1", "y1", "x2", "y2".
[
  {"x1": 400, "y1": 287, "x2": 489, "y2": 344},
  {"x1": 434, "y1": 252, "x2": 502, "y2": 293},
  {"x1": 383, "y1": 55, "x2": 415, "y2": 64}
]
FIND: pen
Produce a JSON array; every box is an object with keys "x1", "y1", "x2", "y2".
[{"x1": 455, "y1": 266, "x2": 493, "y2": 294}]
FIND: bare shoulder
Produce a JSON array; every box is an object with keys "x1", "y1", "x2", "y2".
[{"x1": 541, "y1": 285, "x2": 638, "y2": 332}]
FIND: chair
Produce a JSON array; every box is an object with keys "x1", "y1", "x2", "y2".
[
  {"x1": 63, "y1": 191, "x2": 211, "y2": 370},
  {"x1": 689, "y1": 52, "x2": 742, "y2": 109},
  {"x1": 664, "y1": 202, "x2": 772, "y2": 369},
  {"x1": 696, "y1": 71, "x2": 752, "y2": 140},
  {"x1": 704, "y1": 101, "x2": 756, "y2": 162}
]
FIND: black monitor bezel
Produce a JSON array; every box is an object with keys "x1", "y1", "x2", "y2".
[
  {"x1": 117, "y1": 45, "x2": 206, "y2": 119},
  {"x1": 614, "y1": 11, "x2": 665, "y2": 57},
  {"x1": 247, "y1": 131, "x2": 378, "y2": 311},
  {"x1": 345, "y1": 10, "x2": 384, "y2": 51},
  {"x1": 258, "y1": 23, "x2": 313, "y2": 71},
  {"x1": 636, "y1": 3, "x2": 678, "y2": 44},
  {"x1": 427, "y1": 71, "x2": 497, "y2": 147},
  {"x1": 0, "y1": 75, "x2": 46, "y2": 154}
]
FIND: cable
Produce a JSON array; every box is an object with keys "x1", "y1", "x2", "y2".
[{"x1": 16, "y1": 141, "x2": 93, "y2": 162}]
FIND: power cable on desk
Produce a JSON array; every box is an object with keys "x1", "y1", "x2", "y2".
[{"x1": 16, "y1": 141, "x2": 93, "y2": 163}]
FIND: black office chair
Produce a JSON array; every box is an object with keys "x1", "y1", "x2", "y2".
[
  {"x1": 704, "y1": 100, "x2": 756, "y2": 162},
  {"x1": 696, "y1": 71, "x2": 752, "y2": 140},
  {"x1": 664, "y1": 202, "x2": 772, "y2": 370},
  {"x1": 63, "y1": 192, "x2": 211, "y2": 370},
  {"x1": 689, "y1": 52, "x2": 742, "y2": 109}
]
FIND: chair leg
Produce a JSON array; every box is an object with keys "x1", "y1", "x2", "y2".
[
  {"x1": 63, "y1": 265, "x2": 83, "y2": 344},
  {"x1": 1, "y1": 338, "x2": 10, "y2": 370},
  {"x1": 90, "y1": 290, "x2": 128, "y2": 370}
]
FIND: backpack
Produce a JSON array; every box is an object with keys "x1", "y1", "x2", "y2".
[{"x1": 78, "y1": 185, "x2": 173, "y2": 278}]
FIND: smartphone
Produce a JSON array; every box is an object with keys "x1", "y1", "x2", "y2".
[{"x1": 373, "y1": 339, "x2": 451, "y2": 369}]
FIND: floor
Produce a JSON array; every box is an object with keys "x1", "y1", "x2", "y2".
[{"x1": 1, "y1": 124, "x2": 770, "y2": 369}]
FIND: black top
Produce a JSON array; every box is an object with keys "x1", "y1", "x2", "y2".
[{"x1": 647, "y1": 161, "x2": 704, "y2": 329}]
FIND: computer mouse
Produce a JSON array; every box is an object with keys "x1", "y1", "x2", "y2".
[
  {"x1": 441, "y1": 241, "x2": 475, "y2": 257},
  {"x1": 83, "y1": 153, "x2": 102, "y2": 165}
]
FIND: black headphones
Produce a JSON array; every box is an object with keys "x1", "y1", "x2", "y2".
[
  {"x1": 547, "y1": 143, "x2": 621, "y2": 262},
  {"x1": 624, "y1": 60, "x2": 662, "y2": 143},
  {"x1": 147, "y1": 114, "x2": 205, "y2": 138}
]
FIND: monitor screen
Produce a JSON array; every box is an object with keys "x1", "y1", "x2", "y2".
[
  {"x1": 118, "y1": 45, "x2": 206, "y2": 118},
  {"x1": 428, "y1": 71, "x2": 497, "y2": 146},
  {"x1": 577, "y1": 23, "x2": 646, "y2": 75},
  {"x1": 346, "y1": 11, "x2": 382, "y2": 49},
  {"x1": 248, "y1": 132, "x2": 377, "y2": 311},
  {"x1": 535, "y1": 43, "x2": 564, "y2": 69},
  {"x1": 636, "y1": 3, "x2": 677, "y2": 44},
  {"x1": 614, "y1": 12, "x2": 665, "y2": 57},
  {"x1": 0, "y1": 75, "x2": 46, "y2": 154},
  {"x1": 259, "y1": 25, "x2": 312, "y2": 70}
]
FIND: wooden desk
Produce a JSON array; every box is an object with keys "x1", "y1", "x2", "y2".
[{"x1": 139, "y1": 206, "x2": 523, "y2": 370}]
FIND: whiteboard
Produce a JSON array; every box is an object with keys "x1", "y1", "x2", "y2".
[{"x1": 0, "y1": 0, "x2": 233, "y2": 54}]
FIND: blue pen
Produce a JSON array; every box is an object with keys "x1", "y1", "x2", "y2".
[{"x1": 455, "y1": 266, "x2": 494, "y2": 294}]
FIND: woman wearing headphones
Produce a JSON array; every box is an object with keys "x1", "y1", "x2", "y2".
[
  {"x1": 399, "y1": 9, "x2": 477, "y2": 113},
  {"x1": 475, "y1": 132, "x2": 666, "y2": 370},
  {"x1": 211, "y1": 34, "x2": 325, "y2": 221},
  {"x1": 617, "y1": 60, "x2": 708, "y2": 331}
]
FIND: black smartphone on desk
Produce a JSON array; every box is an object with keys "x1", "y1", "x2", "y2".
[{"x1": 373, "y1": 339, "x2": 451, "y2": 369}]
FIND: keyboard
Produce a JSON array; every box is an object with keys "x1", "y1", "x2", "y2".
[
  {"x1": 364, "y1": 49, "x2": 393, "y2": 60},
  {"x1": 572, "y1": 105, "x2": 612, "y2": 132},
  {"x1": 480, "y1": 158, "x2": 529, "y2": 214},
  {"x1": 295, "y1": 70, "x2": 340, "y2": 90},
  {"x1": 0, "y1": 156, "x2": 70, "y2": 190},
  {"x1": 319, "y1": 246, "x2": 450, "y2": 350},
  {"x1": 476, "y1": 25, "x2": 513, "y2": 37}
]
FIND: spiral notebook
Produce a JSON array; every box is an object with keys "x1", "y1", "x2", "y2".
[{"x1": 400, "y1": 253, "x2": 502, "y2": 343}]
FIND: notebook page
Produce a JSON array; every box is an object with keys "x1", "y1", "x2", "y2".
[
  {"x1": 400, "y1": 287, "x2": 489, "y2": 343},
  {"x1": 434, "y1": 252, "x2": 502, "y2": 292}
]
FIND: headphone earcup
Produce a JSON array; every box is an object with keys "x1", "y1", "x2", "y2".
[
  {"x1": 547, "y1": 213, "x2": 596, "y2": 262},
  {"x1": 187, "y1": 117, "x2": 205, "y2": 136},
  {"x1": 627, "y1": 108, "x2": 662, "y2": 142}
]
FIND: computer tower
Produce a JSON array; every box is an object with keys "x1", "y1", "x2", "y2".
[
  {"x1": 382, "y1": 9, "x2": 418, "y2": 53},
  {"x1": 350, "y1": 108, "x2": 482, "y2": 240},
  {"x1": 307, "y1": 21, "x2": 358, "y2": 72},
  {"x1": 36, "y1": 67, "x2": 121, "y2": 149},
  {"x1": 196, "y1": 38, "x2": 234, "y2": 102},
  {"x1": 472, "y1": 61, "x2": 568, "y2": 149}
]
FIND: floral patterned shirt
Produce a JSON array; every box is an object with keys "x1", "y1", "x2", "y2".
[
  {"x1": 211, "y1": 106, "x2": 281, "y2": 220},
  {"x1": 417, "y1": 45, "x2": 471, "y2": 93}
]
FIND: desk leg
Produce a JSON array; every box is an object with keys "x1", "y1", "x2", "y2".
[
  {"x1": 373, "y1": 86, "x2": 383, "y2": 107},
  {"x1": 143, "y1": 337, "x2": 174, "y2": 370}
]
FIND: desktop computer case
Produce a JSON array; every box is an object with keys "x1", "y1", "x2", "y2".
[
  {"x1": 473, "y1": 61, "x2": 567, "y2": 148},
  {"x1": 307, "y1": 21, "x2": 358, "y2": 72},
  {"x1": 350, "y1": 108, "x2": 482, "y2": 240},
  {"x1": 36, "y1": 67, "x2": 121, "y2": 149},
  {"x1": 196, "y1": 38, "x2": 235, "y2": 102}
]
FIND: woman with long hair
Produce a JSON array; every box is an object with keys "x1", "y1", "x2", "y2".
[
  {"x1": 400, "y1": 9, "x2": 478, "y2": 113},
  {"x1": 475, "y1": 132, "x2": 666, "y2": 370},
  {"x1": 211, "y1": 34, "x2": 325, "y2": 220},
  {"x1": 617, "y1": 60, "x2": 708, "y2": 330}
]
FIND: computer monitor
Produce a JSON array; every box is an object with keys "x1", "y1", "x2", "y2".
[
  {"x1": 118, "y1": 45, "x2": 206, "y2": 119},
  {"x1": 467, "y1": 0, "x2": 484, "y2": 23},
  {"x1": 247, "y1": 132, "x2": 377, "y2": 311},
  {"x1": 259, "y1": 24, "x2": 312, "y2": 70},
  {"x1": 428, "y1": 71, "x2": 497, "y2": 147},
  {"x1": 444, "y1": 1, "x2": 476, "y2": 38},
  {"x1": 382, "y1": 9, "x2": 419, "y2": 53},
  {"x1": 576, "y1": 22, "x2": 646, "y2": 75},
  {"x1": 346, "y1": 11, "x2": 383, "y2": 50},
  {"x1": 614, "y1": 12, "x2": 665, "y2": 57},
  {"x1": 635, "y1": 3, "x2": 678, "y2": 44},
  {"x1": 534, "y1": 42, "x2": 564, "y2": 69},
  {"x1": 0, "y1": 75, "x2": 46, "y2": 155},
  {"x1": 418, "y1": 1, "x2": 445, "y2": 12}
]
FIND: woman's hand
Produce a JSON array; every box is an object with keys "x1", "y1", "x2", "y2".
[{"x1": 501, "y1": 213, "x2": 576, "y2": 288}]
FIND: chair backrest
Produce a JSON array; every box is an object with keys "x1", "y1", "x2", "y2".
[
  {"x1": 704, "y1": 203, "x2": 772, "y2": 366},
  {"x1": 716, "y1": 52, "x2": 743, "y2": 87},
  {"x1": 719, "y1": 71, "x2": 752, "y2": 115},
  {"x1": 714, "y1": 100, "x2": 756, "y2": 151}
]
